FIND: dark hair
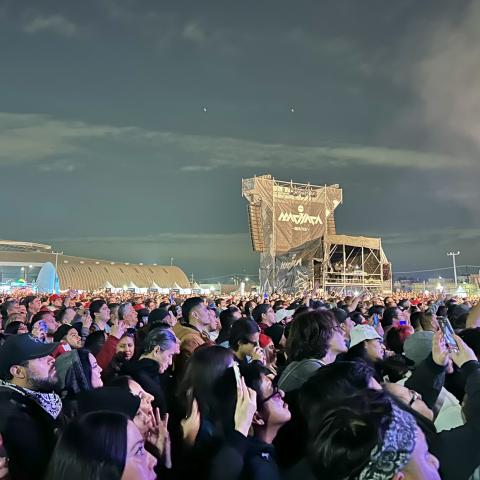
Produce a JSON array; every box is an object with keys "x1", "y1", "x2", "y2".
[
  {"x1": 30, "y1": 311, "x2": 53, "y2": 326},
  {"x1": 382, "y1": 307, "x2": 399, "y2": 328},
  {"x1": 217, "y1": 307, "x2": 241, "y2": 344},
  {"x1": 459, "y1": 328, "x2": 480, "y2": 359},
  {"x1": 349, "y1": 312, "x2": 364, "y2": 326},
  {"x1": 5, "y1": 321, "x2": 25, "y2": 335},
  {"x1": 385, "y1": 325, "x2": 412, "y2": 354},
  {"x1": 244, "y1": 300, "x2": 256, "y2": 318},
  {"x1": 181, "y1": 297, "x2": 204, "y2": 323},
  {"x1": 142, "y1": 328, "x2": 176, "y2": 355},
  {"x1": 56, "y1": 307, "x2": 74, "y2": 324},
  {"x1": 239, "y1": 361, "x2": 272, "y2": 405},
  {"x1": 177, "y1": 346, "x2": 234, "y2": 420},
  {"x1": 299, "y1": 361, "x2": 374, "y2": 413},
  {"x1": 368, "y1": 305, "x2": 384, "y2": 317},
  {"x1": 214, "y1": 298, "x2": 224, "y2": 307},
  {"x1": 436, "y1": 305, "x2": 448, "y2": 318},
  {"x1": 307, "y1": 389, "x2": 392, "y2": 480},
  {"x1": 89, "y1": 299, "x2": 107, "y2": 319},
  {"x1": 410, "y1": 311, "x2": 423, "y2": 330},
  {"x1": 46, "y1": 411, "x2": 127, "y2": 480},
  {"x1": 53, "y1": 324, "x2": 76, "y2": 343},
  {"x1": 229, "y1": 318, "x2": 260, "y2": 351},
  {"x1": 251, "y1": 304, "x2": 271, "y2": 323},
  {"x1": 286, "y1": 310, "x2": 337, "y2": 362},
  {"x1": 84, "y1": 331, "x2": 107, "y2": 357},
  {"x1": 21, "y1": 295, "x2": 37, "y2": 310}
]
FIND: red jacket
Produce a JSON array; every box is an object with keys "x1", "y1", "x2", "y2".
[{"x1": 96, "y1": 335, "x2": 120, "y2": 370}]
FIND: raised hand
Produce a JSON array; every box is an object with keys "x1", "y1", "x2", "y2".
[
  {"x1": 432, "y1": 330, "x2": 450, "y2": 367},
  {"x1": 181, "y1": 397, "x2": 201, "y2": 447},
  {"x1": 234, "y1": 376, "x2": 257, "y2": 437},
  {"x1": 148, "y1": 408, "x2": 172, "y2": 468},
  {"x1": 450, "y1": 335, "x2": 478, "y2": 368}
]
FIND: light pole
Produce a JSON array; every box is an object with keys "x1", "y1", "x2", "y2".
[
  {"x1": 170, "y1": 257, "x2": 174, "y2": 267},
  {"x1": 447, "y1": 251, "x2": 460, "y2": 287}
]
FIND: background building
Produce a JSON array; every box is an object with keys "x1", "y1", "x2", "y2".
[{"x1": 0, "y1": 240, "x2": 190, "y2": 293}]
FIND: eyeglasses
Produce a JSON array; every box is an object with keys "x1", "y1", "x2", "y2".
[
  {"x1": 260, "y1": 385, "x2": 281, "y2": 405},
  {"x1": 244, "y1": 339, "x2": 259, "y2": 347},
  {"x1": 408, "y1": 390, "x2": 421, "y2": 407}
]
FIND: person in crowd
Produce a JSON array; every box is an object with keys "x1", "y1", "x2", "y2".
[
  {"x1": 47, "y1": 294, "x2": 64, "y2": 312},
  {"x1": 385, "y1": 324, "x2": 415, "y2": 354},
  {"x1": 89, "y1": 299, "x2": 111, "y2": 334},
  {"x1": 118, "y1": 302, "x2": 139, "y2": 330},
  {"x1": 305, "y1": 389, "x2": 441, "y2": 480},
  {"x1": 207, "y1": 307, "x2": 221, "y2": 342},
  {"x1": 55, "y1": 348, "x2": 103, "y2": 414},
  {"x1": 216, "y1": 306, "x2": 242, "y2": 347},
  {"x1": 229, "y1": 317, "x2": 264, "y2": 365},
  {"x1": 56, "y1": 306, "x2": 76, "y2": 325},
  {"x1": 173, "y1": 297, "x2": 212, "y2": 376},
  {"x1": 278, "y1": 310, "x2": 347, "y2": 393},
  {"x1": 123, "y1": 327, "x2": 178, "y2": 415},
  {"x1": 0, "y1": 334, "x2": 61, "y2": 479},
  {"x1": 4, "y1": 320, "x2": 29, "y2": 335},
  {"x1": 46, "y1": 411, "x2": 157, "y2": 479},
  {"x1": 404, "y1": 311, "x2": 440, "y2": 365},
  {"x1": 30, "y1": 309, "x2": 59, "y2": 341},
  {"x1": 252, "y1": 303, "x2": 276, "y2": 334},
  {"x1": 331, "y1": 307, "x2": 355, "y2": 343},
  {"x1": 51, "y1": 324, "x2": 82, "y2": 358},
  {"x1": 21, "y1": 295, "x2": 42, "y2": 323}
]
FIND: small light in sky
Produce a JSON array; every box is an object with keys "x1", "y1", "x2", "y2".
[
  {"x1": 202, "y1": 106, "x2": 208, "y2": 112},
  {"x1": 290, "y1": 106, "x2": 295, "y2": 113}
]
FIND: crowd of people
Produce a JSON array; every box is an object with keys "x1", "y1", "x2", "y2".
[{"x1": 0, "y1": 288, "x2": 479, "y2": 479}]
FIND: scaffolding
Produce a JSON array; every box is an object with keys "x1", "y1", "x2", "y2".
[{"x1": 242, "y1": 174, "x2": 392, "y2": 294}]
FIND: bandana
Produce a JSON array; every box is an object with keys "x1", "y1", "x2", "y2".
[
  {"x1": 359, "y1": 401, "x2": 417, "y2": 480},
  {"x1": 24, "y1": 388, "x2": 63, "y2": 419},
  {"x1": 0, "y1": 380, "x2": 62, "y2": 419}
]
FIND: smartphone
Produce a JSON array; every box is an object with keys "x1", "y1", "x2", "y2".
[
  {"x1": 438, "y1": 317, "x2": 458, "y2": 352},
  {"x1": 373, "y1": 313, "x2": 379, "y2": 327},
  {"x1": 263, "y1": 293, "x2": 269, "y2": 300},
  {"x1": 232, "y1": 362, "x2": 241, "y2": 385}
]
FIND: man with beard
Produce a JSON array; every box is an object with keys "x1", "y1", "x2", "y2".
[{"x1": 0, "y1": 334, "x2": 62, "y2": 479}]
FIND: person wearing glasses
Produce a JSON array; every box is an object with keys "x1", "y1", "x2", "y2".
[{"x1": 229, "y1": 318, "x2": 265, "y2": 366}]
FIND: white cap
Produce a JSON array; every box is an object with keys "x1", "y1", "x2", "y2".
[
  {"x1": 349, "y1": 325, "x2": 382, "y2": 348},
  {"x1": 275, "y1": 309, "x2": 295, "y2": 323}
]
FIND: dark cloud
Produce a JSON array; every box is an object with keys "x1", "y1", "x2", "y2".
[{"x1": 0, "y1": 0, "x2": 478, "y2": 279}]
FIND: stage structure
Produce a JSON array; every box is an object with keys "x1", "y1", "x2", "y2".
[{"x1": 242, "y1": 175, "x2": 392, "y2": 294}]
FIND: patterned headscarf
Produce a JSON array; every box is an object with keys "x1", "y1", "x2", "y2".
[{"x1": 359, "y1": 401, "x2": 417, "y2": 480}]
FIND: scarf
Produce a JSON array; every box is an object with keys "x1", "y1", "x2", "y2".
[{"x1": 24, "y1": 387, "x2": 63, "y2": 419}]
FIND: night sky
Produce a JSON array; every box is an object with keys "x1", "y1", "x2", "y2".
[{"x1": 2, "y1": 0, "x2": 479, "y2": 281}]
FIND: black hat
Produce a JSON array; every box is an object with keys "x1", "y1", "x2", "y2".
[
  {"x1": 0, "y1": 334, "x2": 58, "y2": 379},
  {"x1": 53, "y1": 324, "x2": 76, "y2": 343},
  {"x1": 148, "y1": 308, "x2": 170, "y2": 325},
  {"x1": 77, "y1": 387, "x2": 140, "y2": 419}
]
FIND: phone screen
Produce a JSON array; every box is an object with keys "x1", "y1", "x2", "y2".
[
  {"x1": 438, "y1": 317, "x2": 458, "y2": 351},
  {"x1": 373, "y1": 314, "x2": 379, "y2": 327}
]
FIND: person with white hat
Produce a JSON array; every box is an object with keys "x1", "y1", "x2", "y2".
[{"x1": 345, "y1": 324, "x2": 386, "y2": 365}]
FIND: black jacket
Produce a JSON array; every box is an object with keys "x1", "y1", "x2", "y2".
[
  {"x1": 405, "y1": 357, "x2": 480, "y2": 480},
  {"x1": 122, "y1": 357, "x2": 169, "y2": 414},
  {"x1": 208, "y1": 432, "x2": 280, "y2": 480},
  {"x1": 0, "y1": 383, "x2": 58, "y2": 480}
]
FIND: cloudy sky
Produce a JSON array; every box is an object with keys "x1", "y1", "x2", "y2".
[{"x1": 1, "y1": 0, "x2": 479, "y2": 281}]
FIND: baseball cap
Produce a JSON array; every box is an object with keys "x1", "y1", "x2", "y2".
[
  {"x1": 349, "y1": 325, "x2": 382, "y2": 348},
  {"x1": 275, "y1": 308, "x2": 295, "y2": 323},
  {"x1": 0, "y1": 334, "x2": 58, "y2": 379},
  {"x1": 49, "y1": 294, "x2": 62, "y2": 303}
]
